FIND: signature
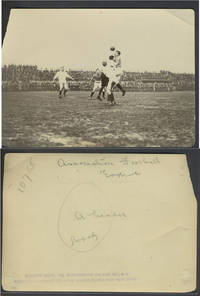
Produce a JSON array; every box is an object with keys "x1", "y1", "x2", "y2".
[
  {"x1": 74, "y1": 209, "x2": 127, "y2": 221},
  {"x1": 70, "y1": 232, "x2": 98, "y2": 246}
]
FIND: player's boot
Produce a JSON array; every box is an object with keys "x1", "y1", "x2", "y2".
[
  {"x1": 90, "y1": 92, "x2": 94, "y2": 99},
  {"x1": 116, "y1": 83, "x2": 126, "y2": 96},
  {"x1": 97, "y1": 95, "x2": 102, "y2": 101},
  {"x1": 108, "y1": 93, "x2": 115, "y2": 104},
  {"x1": 111, "y1": 93, "x2": 115, "y2": 103}
]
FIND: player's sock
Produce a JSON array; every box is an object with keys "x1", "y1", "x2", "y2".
[
  {"x1": 90, "y1": 92, "x2": 94, "y2": 98},
  {"x1": 102, "y1": 90, "x2": 105, "y2": 98},
  {"x1": 59, "y1": 90, "x2": 62, "y2": 98},
  {"x1": 116, "y1": 83, "x2": 126, "y2": 95},
  {"x1": 111, "y1": 93, "x2": 116, "y2": 105},
  {"x1": 111, "y1": 82, "x2": 116, "y2": 90},
  {"x1": 107, "y1": 93, "x2": 113, "y2": 102},
  {"x1": 64, "y1": 89, "x2": 67, "y2": 96},
  {"x1": 98, "y1": 87, "x2": 104, "y2": 97}
]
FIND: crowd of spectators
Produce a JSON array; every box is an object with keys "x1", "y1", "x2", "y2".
[{"x1": 2, "y1": 64, "x2": 195, "y2": 91}]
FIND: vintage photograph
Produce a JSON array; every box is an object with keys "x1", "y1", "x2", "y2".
[{"x1": 2, "y1": 9, "x2": 195, "y2": 147}]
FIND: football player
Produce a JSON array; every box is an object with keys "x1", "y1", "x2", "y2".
[
  {"x1": 53, "y1": 66, "x2": 74, "y2": 98},
  {"x1": 97, "y1": 61, "x2": 109, "y2": 101},
  {"x1": 114, "y1": 50, "x2": 126, "y2": 95},
  {"x1": 106, "y1": 55, "x2": 118, "y2": 105},
  {"x1": 89, "y1": 68, "x2": 102, "y2": 100},
  {"x1": 107, "y1": 50, "x2": 126, "y2": 97}
]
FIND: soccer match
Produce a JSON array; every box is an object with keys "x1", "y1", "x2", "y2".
[{"x1": 2, "y1": 9, "x2": 195, "y2": 147}]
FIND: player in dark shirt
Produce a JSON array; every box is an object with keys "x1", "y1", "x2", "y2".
[
  {"x1": 89, "y1": 69, "x2": 102, "y2": 100},
  {"x1": 97, "y1": 61, "x2": 109, "y2": 100}
]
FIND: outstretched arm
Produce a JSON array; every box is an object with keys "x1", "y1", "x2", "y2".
[
  {"x1": 66, "y1": 72, "x2": 74, "y2": 80},
  {"x1": 53, "y1": 72, "x2": 58, "y2": 81},
  {"x1": 89, "y1": 74, "x2": 95, "y2": 83}
]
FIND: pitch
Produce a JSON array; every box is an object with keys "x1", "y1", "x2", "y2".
[{"x1": 2, "y1": 90, "x2": 195, "y2": 147}]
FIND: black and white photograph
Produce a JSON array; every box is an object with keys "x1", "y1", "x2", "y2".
[{"x1": 2, "y1": 8, "x2": 196, "y2": 147}]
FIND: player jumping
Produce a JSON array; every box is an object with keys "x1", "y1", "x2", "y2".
[
  {"x1": 53, "y1": 66, "x2": 74, "y2": 98},
  {"x1": 110, "y1": 48, "x2": 126, "y2": 96},
  {"x1": 106, "y1": 55, "x2": 118, "y2": 105},
  {"x1": 97, "y1": 47, "x2": 125, "y2": 105},
  {"x1": 97, "y1": 55, "x2": 124, "y2": 105}
]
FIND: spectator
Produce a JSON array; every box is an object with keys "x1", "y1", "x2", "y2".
[{"x1": 2, "y1": 64, "x2": 195, "y2": 91}]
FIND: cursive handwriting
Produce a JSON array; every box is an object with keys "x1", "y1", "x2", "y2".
[
  {"x1": 57, "y1": 158, "x2": 114, "y2": 168},
  {"x1": 99, "y1": 169, "x2": 140, "y2": 178},
  {"x1": 70, "y1": 232, "x2": 98, "y2": 246},
  {"x1": 120, "y1": 156, "x2": 160, "y2": 166},
  {"x1": 57, "y1": 157, "x2": 160, "y2": 172},
  {"x1": 75, "y1": 209, "x2": 127, "y2": 221}
]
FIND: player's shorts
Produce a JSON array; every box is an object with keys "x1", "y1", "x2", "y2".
[
  {"x1": 59, "y1": 81, "x2": 69, "y2": 90},
  {"x1": 106, "y1": 67, "x2": 123, "y2": 94},
  {"x1": 93, "y1": 80, "x2": 101, "y2": 91},
  {"x1": 115, "y1": 67, "x2": 123, "y2": 76},
  {"x1": 106, "y1": 73, "x2": 120, "y2": 94}
]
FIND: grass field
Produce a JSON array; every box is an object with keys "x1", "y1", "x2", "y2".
[{"x1": 2, "y1": 90, "x2": 195, "y2": 147}]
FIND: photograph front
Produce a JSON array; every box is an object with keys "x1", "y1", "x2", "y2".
[{"x1": 2, "y1": 8, "x2": 196, "y2": 147}]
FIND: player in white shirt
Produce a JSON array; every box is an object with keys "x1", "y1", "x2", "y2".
[
  {"x1": 109, "y1": 47, "x2": 126, "y2": 93},
  {"x1": 114, "y1": 50, "x2": 123, "y2": 78},
  {"x1": 114, "y1": 50, "x2": 122, "y2": 67},
  {"x1": 104, "y1": 55, "x2": 124, "y2": 105},
  {"x1": 53, "y1": 67, "x2": 74, "y2": 98}
]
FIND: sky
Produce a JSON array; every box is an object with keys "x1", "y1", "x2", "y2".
[{"x1": 2, "y1": 9, "x2": 195, "y2": 73}]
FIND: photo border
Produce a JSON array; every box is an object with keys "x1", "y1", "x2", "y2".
[{"x1": 1, "y1": 1, "x2": 199, "y2": 295}]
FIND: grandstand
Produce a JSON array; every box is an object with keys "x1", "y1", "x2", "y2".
[{"x1": 2, "y1": 65, "x2": 195, "y2": 92}]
